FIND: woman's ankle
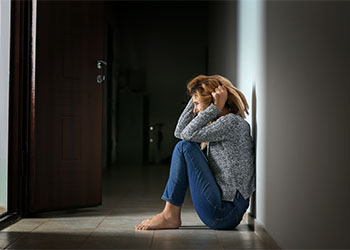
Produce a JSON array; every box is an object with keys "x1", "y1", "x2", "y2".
[
  {"x1": 162, "y1": 202, "x2": 181, "y2": 219},
  {"x1": 162, "y1": 210, "x2": 180, "y2": 219}
]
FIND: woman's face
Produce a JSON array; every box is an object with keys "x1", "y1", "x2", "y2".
[{"x1": 192, "y1": 95, "x2": 210, "y2": 115}]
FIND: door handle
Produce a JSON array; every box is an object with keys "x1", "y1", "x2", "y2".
[{"x1": 96, "y1": 60, "x2": 107, "y2": 84}]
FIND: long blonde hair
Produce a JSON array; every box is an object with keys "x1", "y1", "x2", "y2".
[{"x1": 186, "y1": 74, "x2": 249, "y2": 149}]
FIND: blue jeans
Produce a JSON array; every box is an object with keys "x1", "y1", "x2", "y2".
[{"x1": 161, "y1": 140, "x2": 250, "y2": 230}]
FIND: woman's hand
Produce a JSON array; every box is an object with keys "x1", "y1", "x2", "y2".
[{"x1": 211, "y1": 85, "x2": 228, "y2": 110}]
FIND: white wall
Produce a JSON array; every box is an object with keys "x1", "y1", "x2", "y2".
[
  {"x1": 234, "y1": 0, "x2": 350, "y2": 248},
  {"x1": 236, "y1": 0, "x2": 264, "y2": 221},
  {"x1": 0, "y1": 0, "x2": 11, "y2": 211},
  {"x1": 208, "y1": 0, "x2": 261, "y2": 218}
]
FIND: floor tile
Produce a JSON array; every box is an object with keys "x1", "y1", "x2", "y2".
[
  {"x1": 216, "y1": 231, "x2": 270, "y2": 249},
  {"x1": 80, "y1": 229, "x2": 153, "y2": 249},
  {"x1": 151, "y1": 238, "x2": 223, "y2": 249},
  {"x1": 0, "y1": 238, "x2": 16, "y2": 249},
  {"x1": 2, "y1": 164, "x2": 260, "y2": 250},
  {"x1": 153, "y1": 228, "x2": 217, "y2": 240},
  {"x1": 5, "y1": 237, "x2": 85, "y2": 249},
  {"x1": 0, "y1": 232, "x2": 26, "y2": 241},
  {"x1": 31, "y1": 218, "x2": 102, "y2": 232},
  {"x1": 2, "y1": 219, "x2": 47, "y2": 232}
]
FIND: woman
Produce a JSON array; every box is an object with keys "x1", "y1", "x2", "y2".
[{"x1": 135, "y1": 74, "x2": 256, "y2": 230}]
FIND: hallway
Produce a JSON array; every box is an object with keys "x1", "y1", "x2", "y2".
[{"x1": 0, "y1": 164, "x2": 270, "y2": 249}]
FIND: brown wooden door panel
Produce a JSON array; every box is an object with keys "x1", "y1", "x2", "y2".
[{"x1": 30, "y1": 1, "x2": 104, "y2": 213}]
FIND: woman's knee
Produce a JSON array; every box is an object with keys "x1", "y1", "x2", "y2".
[{"x1": 175, "y1": 140, "x2": 198, "y2": 152}]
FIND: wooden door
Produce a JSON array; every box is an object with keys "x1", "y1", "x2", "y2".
[{"x1": 29, "y1": 1, "x2": 105, "y2": 213}]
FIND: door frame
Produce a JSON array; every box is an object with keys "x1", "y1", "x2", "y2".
[{"x1": 0, "y1": 0, "x2": 35, "y2": 229}]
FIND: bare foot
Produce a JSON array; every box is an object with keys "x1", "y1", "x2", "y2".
[{"x1": 134, "y1": 212, "x2": 181, "y2": 230}]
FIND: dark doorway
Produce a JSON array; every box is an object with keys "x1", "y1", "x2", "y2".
[{"x1": 103, "y1": 1, "x2": 209, "y2": 168}]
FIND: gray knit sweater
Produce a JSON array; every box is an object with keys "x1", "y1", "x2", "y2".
[{"x1": 174, "y1": 97, "x2": 256, "y2": 202}]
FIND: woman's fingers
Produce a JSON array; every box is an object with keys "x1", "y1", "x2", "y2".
[
  {"x1": 219, "y1": 85, "x2": 227, "y2": 92},
  {"x1": 212, "y1": 86, "x2": 225, "y2": 99},
  {"x1": 214, "y1": 86, "x2": 227, "y2": 95},
  {"x1": 211, "y1": 86, "x2": 228, "y2": 110},
  {"x1": 215, "y1": 85, "x2": 226, "y2": 92}
]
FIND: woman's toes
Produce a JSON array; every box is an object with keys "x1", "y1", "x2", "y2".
[
  {"x1": 135, "y1": 223, "x2": 143, "y2": 230},
  {"x1": 141, "y1": 219, "x2": 150, "y2": 224}
]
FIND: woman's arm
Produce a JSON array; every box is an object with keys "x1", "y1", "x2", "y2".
[
  {"x1": 174, "y1": 97, "x2": 195, "y2": 139},
  {"x1": 180, "y1": 103, "x2": 239, "y2": 142}
]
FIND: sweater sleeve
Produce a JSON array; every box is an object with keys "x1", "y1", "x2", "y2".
[
  {"x1": 180, "y1": 103, "x2": 238, "y2": 142},
  {"x1": 174, "y1": 97, "x2": 195, "y2": 139}
]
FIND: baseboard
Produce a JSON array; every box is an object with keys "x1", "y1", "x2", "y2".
[
  {"x1": 247, "y1": 212, "x2": 281, "y2": 249},
  {"x1": 0, "y1": 212, "x2": 21, "y2": 231}
]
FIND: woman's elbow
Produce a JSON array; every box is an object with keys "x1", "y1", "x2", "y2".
[
  {"x1": 174, "y1": 129, "x2": 195, "y2": 141},
  {"x1": 174, "y1": 130, "x2": 182, "y2": 139},
  {"x1": 179, "y1": 132, "x2": 193, "y2": 141}
]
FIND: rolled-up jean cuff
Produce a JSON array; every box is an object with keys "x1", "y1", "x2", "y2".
[{"x1": 161, "y1": 195, "x2": 182, "y2": 207}]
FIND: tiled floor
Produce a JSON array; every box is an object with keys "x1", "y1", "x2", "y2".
[{"x1": 1, "y1": 163, "x2": 269, "y2": 249}]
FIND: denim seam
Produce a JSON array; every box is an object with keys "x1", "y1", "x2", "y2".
[
  {"x1": 234, "y1": 191, "x2": 244, "y2": 213},
  {"x1": 161, "y1": 195, "x2": 182, "y2": 207},
  {"x1": 162, "y1": 146, "x2": 189, "y2": 207},
  {"x1": 185, "y1": 142, "x2": 227, "y2": 212},
  {"x1": 183, "y1": 143, "x2": 219, "y2": 210},
  {"x1": 234, "y1": 198, "x2": 241, "y2": 213}
]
